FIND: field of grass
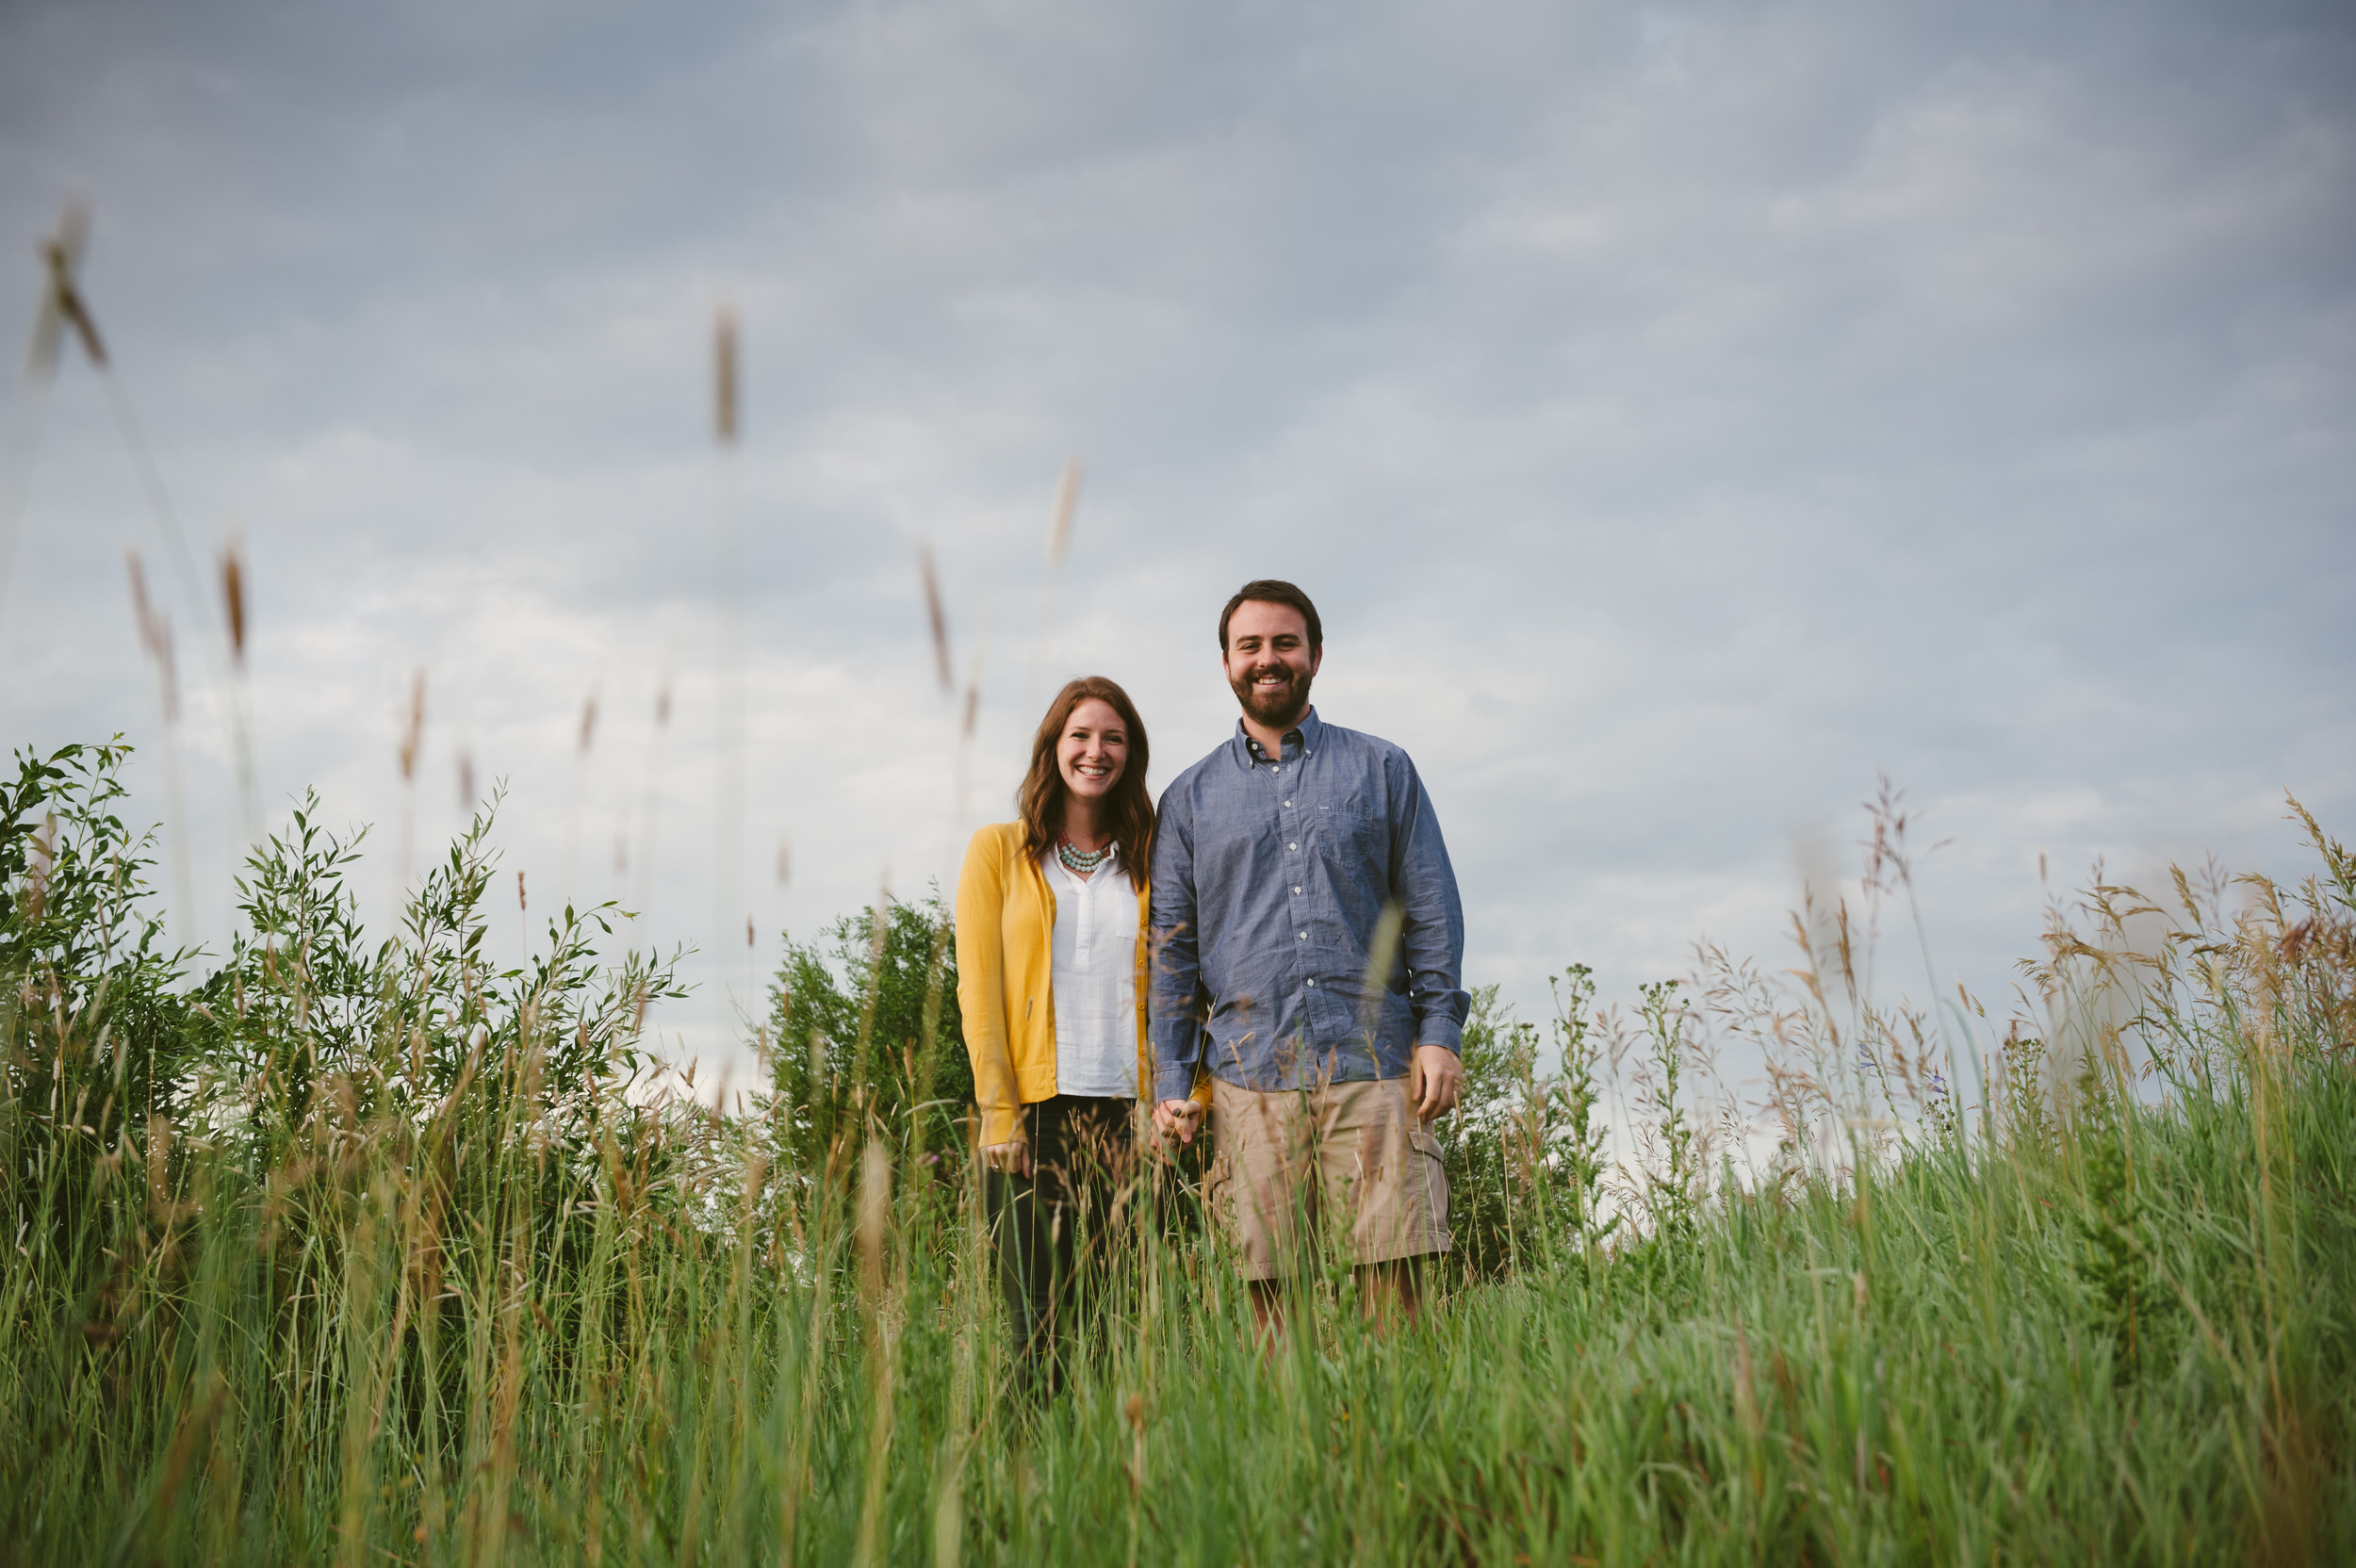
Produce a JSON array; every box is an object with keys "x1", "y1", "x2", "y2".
[{"x1": 4, "y1": 737, "x2": 2352, "y2": 1565}]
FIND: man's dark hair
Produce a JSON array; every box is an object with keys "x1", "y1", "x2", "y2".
[{"x1": 1218, "y1": 580, "x2": 1322, "y2": 653}]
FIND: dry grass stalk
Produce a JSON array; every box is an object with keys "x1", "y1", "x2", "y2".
[
  {"x1": 1023, "y1": 459, "x2": 1083, "y2": 710},
  {"x1": 215, "y1": 531, "x2": 261, "y2": 839},
  {"x1": 37, "y1": 201, "x2": 106, "y2": 369},
  {"x1": 394, "y1": 668, "x2": 427, "y2": 914},
  {"x1": 920, "y1": 544, "x2": 953, "y2": 694},
  {"x1": 125, "y1": 552, "x2": 178, "y2": 724},
  {"x1": 562, "y1": 681, "x2": 599, "y2": 905},
  {"x1": 855, "y1": 1135, "x2": 897, "y2": 1568},
  {"x1": 399, "y1": 671, "x2": 426, "y2": 782},
  {"x1": 630, "y1": 652, "x2": 675, "y2": 919},
  {"x1": 712, "y1": 303, "x2": 747, "y2": 1021},
  {"x1": 1045, "y1": 459, "x2": 1082, "y2": 565},
  {"x1": 0, "y1": 204, "x2": 95, "y2": 623},
  {"x1": 124, "y1": 549, "x2": 196, "y2": 942}
]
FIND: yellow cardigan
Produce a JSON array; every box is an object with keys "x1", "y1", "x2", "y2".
[{"x1": 953, "y1": 821, "x2": 1207, "y2": 1147}]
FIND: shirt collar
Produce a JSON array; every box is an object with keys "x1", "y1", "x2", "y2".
[{"x1": 1232, "y1": 706, "x2": 1322, "y2": 766}]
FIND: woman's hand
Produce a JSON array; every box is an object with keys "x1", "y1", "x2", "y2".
[
  {"x1": 1153, "y1": 1099, "x2": 1204, "y2": 1147},
  {"x1": 982, "y1": 1140, "x2": 1032, "y2": 1177}
]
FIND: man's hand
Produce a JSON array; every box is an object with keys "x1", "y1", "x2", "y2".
[
  {"x1": 1153, "y1": 1098, "x2": 1205, "y2": 1147},
  {"x1": 981, "y1": 1140, "x2": 1031, "y2": 1177},
  {"x1": 1409, "y1": 1044, "x2": 1462, "y2": 1121}
]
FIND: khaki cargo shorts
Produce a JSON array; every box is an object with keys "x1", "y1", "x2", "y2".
[{"x1": 1205, "y1": 1075, "x2": 1450, "y2": 1281}]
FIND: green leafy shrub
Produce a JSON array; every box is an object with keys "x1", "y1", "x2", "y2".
[{"x1": 764, "y1": 891, "x2": 971, "y2": 1175}]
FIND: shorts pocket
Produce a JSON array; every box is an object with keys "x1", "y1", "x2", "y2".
[
  {"x1": 1201, "y1": 1151, "x2": 1232, "y2": 1219},
  {"x1": 1405, "y1": 1117, "x2": 1450, "y2": 1244}
]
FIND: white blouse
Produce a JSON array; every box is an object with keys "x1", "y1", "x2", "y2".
[{"x1": 1043, "y1": 847, "x2": 1138, "y2": 1099}]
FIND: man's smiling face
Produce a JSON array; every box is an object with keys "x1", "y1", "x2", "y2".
[{"x1": 1223, "y1": 599, "x2": 1322, "y2": 731}]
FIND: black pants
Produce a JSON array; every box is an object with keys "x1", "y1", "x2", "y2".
[{"x1": 987, "y1": 1095, "x2": 1135, "y2": 1400}]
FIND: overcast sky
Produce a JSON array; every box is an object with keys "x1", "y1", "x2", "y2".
[{"x1": 4, "y1": 0, "x2": 2351, "y2": 1102}]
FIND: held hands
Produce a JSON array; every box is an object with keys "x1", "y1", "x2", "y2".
[
  {"x1": 981, "y1": 1140, "x2": 1032, "y2": 1177},
  {"x1": 1409, "y1": 1043, "x2": 1463, "y2": 1121},
  {"x1": 1153, "y1": 1098, "x2": 1205, "y2": 1148}
]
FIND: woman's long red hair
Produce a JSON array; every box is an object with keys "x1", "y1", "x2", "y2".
[{"x1": 1017, "y1": 677, "x2": 1154, "y2": 873}]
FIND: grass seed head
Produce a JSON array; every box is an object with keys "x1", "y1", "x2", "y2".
[
  {"x1": 35, "y1": 200, "x2": 105, "y2": 371},
  {"x1": 713, "y1": 305, "x2": 739, "y2": 444},
  {"x1": 123, "y1": 552, "x2": 180, "y2": 722},
  {"x1": 399, "y1": 670, "x2": 426, "y2": 782},
  {"x1": 219, "y1": 537, "x2": 247, "y2": 664},
  {"x1": 919, "y1": 545, "x2": 951, "y2": 693},
  {"x1": 1046, "y1": 459, "x2": 1082, "y2": 564}
]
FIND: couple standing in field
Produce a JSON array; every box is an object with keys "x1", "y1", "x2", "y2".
[{"x1": 954, "y1": 579, "x2": 1469, "y2": 1395}]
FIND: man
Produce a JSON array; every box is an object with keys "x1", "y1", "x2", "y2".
[{"x1": 1150, "y1": 579, "x2": 1468, "y2": 1331}]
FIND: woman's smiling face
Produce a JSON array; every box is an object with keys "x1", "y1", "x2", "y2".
[{"x1": 1056, "y1": 697, "x2": 1130, "y2": 806}]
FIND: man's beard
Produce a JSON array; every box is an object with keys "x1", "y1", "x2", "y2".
[{"x1": 1231, "y1": 663, "x2": 1313, "y2": 730}]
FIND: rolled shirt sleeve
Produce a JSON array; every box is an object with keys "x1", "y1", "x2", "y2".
[{"x1": 1387, "y1": 748, "x2": 1469, "y2": 1055}]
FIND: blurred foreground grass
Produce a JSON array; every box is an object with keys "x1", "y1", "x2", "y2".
[{"x1": 4, "y1": 740, "x2": 2350, "y2": 1565}]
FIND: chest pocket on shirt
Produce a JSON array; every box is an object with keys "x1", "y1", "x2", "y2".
[{"x1": 1316, "y1": 801, "x2": 1387, "y2": 863}]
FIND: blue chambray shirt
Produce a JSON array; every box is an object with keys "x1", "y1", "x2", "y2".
[{"x1": 1149, "y1": 708, "x2": 1470, "y2": 1099}]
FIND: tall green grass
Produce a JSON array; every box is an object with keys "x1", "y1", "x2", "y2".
[{"x1": 4, "y1": 738, "x2": 2350, "y2": 1565}]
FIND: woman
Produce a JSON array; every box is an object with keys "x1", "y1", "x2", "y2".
[{"x1": 955, "y1": 676, "x2": 1203, "y2": 1396}]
